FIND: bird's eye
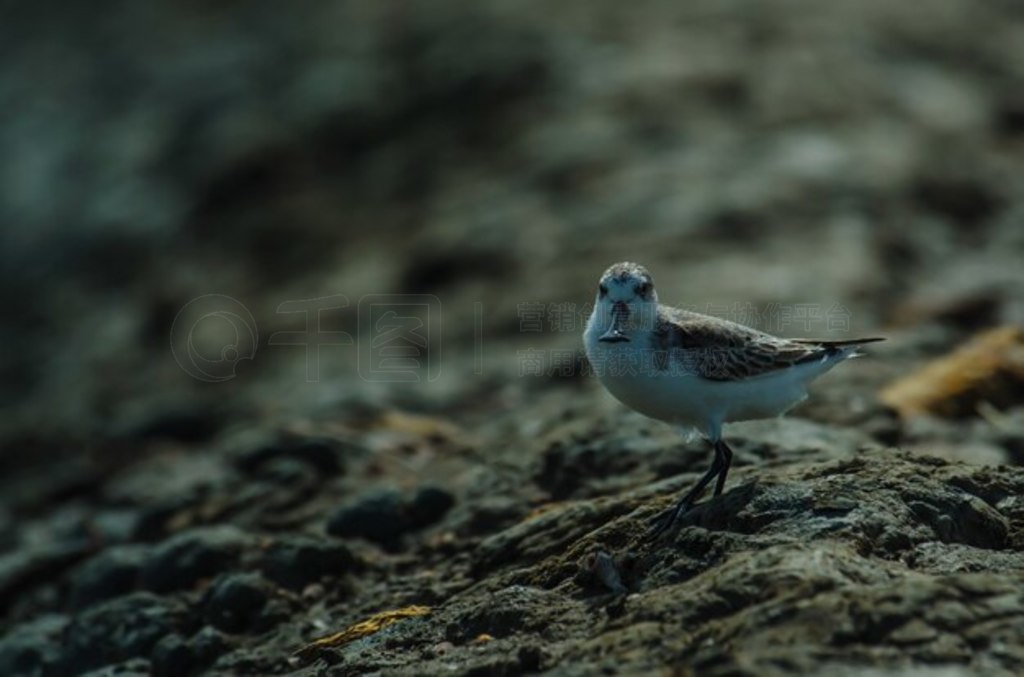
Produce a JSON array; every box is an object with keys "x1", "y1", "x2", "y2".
[
  {"x1": 636, "y1": 282, "x2": 650, "y2": 296},
  {"x1": 598, "y1": 284, "x2": 608, "y2": 297}
]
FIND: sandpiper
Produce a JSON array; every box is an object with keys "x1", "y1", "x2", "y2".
[{"x1": 582, "y1": 261, "x2": 883, "y2": 538}]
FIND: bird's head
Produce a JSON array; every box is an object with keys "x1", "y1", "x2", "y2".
[{"x1": 594, "y1": 261, "x2": 657, "y2": 343}]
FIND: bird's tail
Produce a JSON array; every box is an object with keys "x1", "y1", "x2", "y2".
[
  {"x1": 792, "y1": 337, "x2": 886, "y2": 347},
  {"x1": 793, "y1": 336, "x2": 885, "y2": 359}
]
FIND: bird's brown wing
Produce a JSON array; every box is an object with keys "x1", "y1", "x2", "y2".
[{"x1": 651, "y1": 307, "x2": 877, "y2": 382}]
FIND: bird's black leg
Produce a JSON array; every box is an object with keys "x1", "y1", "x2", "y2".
[
  {"x1": 647, "y1": 441, "x2": 724, "y2": 540},
  {"x1": 713, "y1": 439, "x2": 733, "y2": 497}
]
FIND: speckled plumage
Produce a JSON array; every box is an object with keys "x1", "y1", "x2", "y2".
[
  {"x1": 650, "y1": 305, "x2": 881, "y2": 381},
  {"x1": 583, "y1": 261, "x2": 883, "y2": 539}
]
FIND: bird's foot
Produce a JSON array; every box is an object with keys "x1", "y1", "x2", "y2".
[{"x1": 645, "y1": 502, "x2": 688, "y2": 542}]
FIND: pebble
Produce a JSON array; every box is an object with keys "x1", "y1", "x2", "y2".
[
  {"x1": 203, "y1": 573, "x2": 269, "y2": 633},
  {"x1": 326, "y1": 486, "x2": 455, "y2": 546},
  {"x1": 151, "y1": 634, "x2": 193, "y2": 677},
  {"x1": 327, "y1": 488, "x2": 407, "y2": 544},
  {"x1": 235, "y1": 437, "x2": 350, "y2": 476},
  {"x1": 140, "y1": 526, "x2": 248, "y2": 593},
  {"x1": 69, "y1": 545, "x2": 149, "y2": 610},
  {"x1": 259, "y1": 535, "x2": 356, "y2": 590},
  {"x1": 0, "y1": 614, "x2": 67, "y2": 676},
  {"x1": 61, "y1": 593, "x2": 185, "y2": 673}
]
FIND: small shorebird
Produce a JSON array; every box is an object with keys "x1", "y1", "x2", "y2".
[{"x1": 583, "y1": 262, "x2": 883, "y2": 538}]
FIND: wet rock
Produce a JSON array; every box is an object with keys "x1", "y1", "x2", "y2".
[
  {"x1": 189, "y1": 626, "x2": 231, "y2": 666},
  {"x1": 903, "y1": 491, "x2": 1008, "y2": 549},
  {"x1": 202, "y1": 573, "x2": 270, "y2": 633},
  {"x1": 0, "y1": 536, "x2": 93, "y2": 614},
  {"x1": 60, "y1": 592, "x2": 186, "y2": 674},
  {"x1": 725, "y1": 417, "x2": 880, "y2": 463},
  {"x1": 906, "y1": 542, "x2": 1024, "y2": 574},
  {"x1": 327, "y1": 488, "x2": 406, "y2": 544},
  {"x1": 140, "y1": 525, "x2": 249, "y2": 593},
  {"x1": 444, "y1": 585, "x2": 583, "y2": 644},
  {"x1": 6, "y1": 1, "x2": 1024, "y2": 675},
  {"x1": 118, "y1": 402, "x2": 225, "y2": 443},
  {"x1": 150, "y1": 634, "x2": 193, "y2": 677},
  {"x1": 258, "y1": 535, "x2": 356, "y2": 590},
  {"x1": 451, "y1": 494, "x2": 524, "y2": 536},
  {"x1": 473, "y1": 497, "x2": 639, "y2": 578},
  {"x1": 143, "y1": 627, "x2": 235, "y2": 676},
  {"x1": 0, "y1": 614, "x2": 66, "y2": 677},
  {"x1": 69, "y1": 544, "x2": 149, "y2": 609},
  {"x1": 1, "y1": 455, "x2": 104, "y2": 518},
  {"x1": 88, "y1": 508, "x2": 142, "y2": 545},
  {"x1": 536, "y1": 435, "x2": 647, "y2": 499},
  {"x1": 410, "y1": 486, "x2": 457, "y2": 529},
  {"x1": 255, "y1": 458, "x2": 318, "y2": 486},
  {"x1": 234, "y1": 436, "x2": 350, "y2": 476},
  {"x1": 326, "y1": 485, "x2": 455, "y2": 547},
  {"x1": 81, "y1": 658, "x2": 152, "y2": 675},
  {"x1": 532, "y1": 416, "x2": 691, "y2": 498},
  {"x1": 104, "y1": 453, "x2": 236, "y2": 531}
]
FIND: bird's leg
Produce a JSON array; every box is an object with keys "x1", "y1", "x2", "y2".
[
  {"x1": 647, "y1": 440, "x2": 724, "y2": 540},
  {"x1": 713, "y1": 439, "x2": 733, "y2": 497}
]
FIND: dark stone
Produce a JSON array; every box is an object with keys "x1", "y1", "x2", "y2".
[
  {"x1": 259, "y1": 535, "x2": 356, "y2": 590},
  {"x1": 326, "y1": 488, "x2": 407, "y2": 544},
  {"x1": 409, "y1": 486, "x2": 456, "y2": 529},
  {"x1": 326, "y1": 485, "x2": 455, "y2": 547},
  {"x1": 69, "y1": 545, "x2": 149, "y2": 609},
  {"x1": 203, "y1": 573, "x2": 269, "y2": 633},
  {"x1": 151, "y1": 634, "x2": 194, "y2": 677},
  {"x1": 235, "y1": 437, "x2": 349, "y2": 476},
  {"x1": 0, "y1": 539, "x2": 93, "y2": 614},
  {"x1": 89, "y1": 509, "x2": 142, "y2": 544},
  {"x1": 189, "y1": 626, "x2": 231, "y2": 666},
  {"x1": 289, "y1": 438, "x2": 349, "y2": 475},
  {"x1": 457, "y1": 495, "x2": 524, "y2": 535},
  {"x1": 61, "y1": 592, "x2": 185, "y2": 673},
  {"x1": 535, "y1": 440, "x2": 644, "y2": 500},
  {"x1": 0, "y1": 614, "x2": 66, "y2": 677},
  {"x1": 128, "y1": 405, "x2": 224, "y2": 443},
  {"x1": 132, "y1": 499, "x2": 192, "y2": 543},
  {"x1": 140, "y1": 526, "x2": 248, "y2": 593},
  {"x1": 258, "y1": 458, "x2": 319, "y2": 485}
]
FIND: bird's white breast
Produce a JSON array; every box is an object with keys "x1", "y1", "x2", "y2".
[{"x1": 583, "y1": 319, "x2": 835, "y2": 435}]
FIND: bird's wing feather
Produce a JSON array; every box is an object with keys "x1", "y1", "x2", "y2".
[{"x1": 652, "y1": 307, "x2": 879, "y2": 382}]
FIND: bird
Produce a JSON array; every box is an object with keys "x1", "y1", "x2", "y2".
[{"x1": 582, "y1": 261, "x2": 884, "y2": 539}]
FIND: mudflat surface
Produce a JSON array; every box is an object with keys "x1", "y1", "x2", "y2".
[{"x1": 3, "y1": 1, "x2": 1024, "y2": 675}]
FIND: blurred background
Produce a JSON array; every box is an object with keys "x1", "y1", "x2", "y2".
[
  {"x1": 2, "y1": 0, "x2": 1024, "y2": 671},
  {"x1": 4, "y1": 0, "x2": 1023, "y2": 444}
]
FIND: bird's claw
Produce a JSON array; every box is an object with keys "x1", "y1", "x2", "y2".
[{"x1": 645, "y1": 504, "x2": 684, "y2": 542}]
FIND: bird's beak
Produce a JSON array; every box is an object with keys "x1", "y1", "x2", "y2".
[{"x1": 598, "y1": 303, "x2": 630, "y2": 343}]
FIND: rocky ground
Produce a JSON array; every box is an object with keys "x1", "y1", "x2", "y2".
[{"x1": 3, "y1": 0, "x2": 1024, "y2": 675}]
